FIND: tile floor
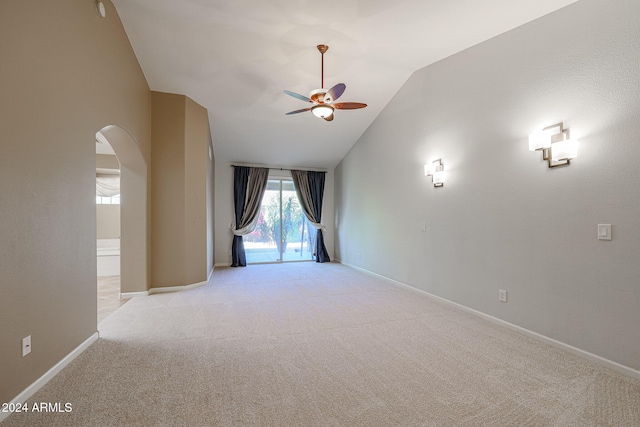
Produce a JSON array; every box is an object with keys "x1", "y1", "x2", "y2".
[{"x1": 97, "y1": 276, "x2": 129, "y2": 323}]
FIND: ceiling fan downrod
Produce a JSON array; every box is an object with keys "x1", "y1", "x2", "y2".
[{"x1": 317, "y1": 44, "x2": 328, "y2": 89}]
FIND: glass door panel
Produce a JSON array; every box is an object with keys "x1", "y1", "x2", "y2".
[
  {"x1": 244, "y1": 180, "x2": 280, "y2": 263},
  {"x1": 281, "y1": 180, "x2": 314, "y2": 261},
  {"x1": 245, "y1": 178, "x2": 314, "y2": 264}
]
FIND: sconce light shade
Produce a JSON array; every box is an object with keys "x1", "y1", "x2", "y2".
[
  {"x1": 551, "y1": 137, "x2": 578, "y2": 161},
  {"x1": 425, "y1": 159, "x2": 444, "y2": 187},
  {"x1": 529, "y1": 122, "x2": 577, "y2": 168},
  {"x1": 528, "y1": 130, "x2": 553, "y2": 151},
  {"x1": 433, "y1": 169, "x2": 445, "y2": 186}
]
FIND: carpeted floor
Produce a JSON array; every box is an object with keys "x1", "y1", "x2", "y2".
[{"x1": 4, "y1": 262, "x2": 640, "y2": 426}]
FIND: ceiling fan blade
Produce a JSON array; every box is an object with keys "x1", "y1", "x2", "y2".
[
  {"x1": 333, "y1": 102, "x2": 367, "y2": 110},
  {"x1": 323, "y1": 114, "x2": 334, "y2": 122},
  {"x1": 285, "y1": 107, "x2": 312, "y2": 115},
  {"x1": 324, "y1": 83, "x2": 346, "y2": 103},
  {"x1": 283, "y1": 90, "x2": 312, "y2": 103}
]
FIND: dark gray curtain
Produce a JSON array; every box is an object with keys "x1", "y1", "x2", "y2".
[
  {"x1": 291, "y1": 170, "x2": 330, "y2": 263},
  {"x1": 231, "y1": 167, "x2": 249, "y2": 267},
  {"x1": 231, "y1": 166, "x2": 268, "y2": 267}
]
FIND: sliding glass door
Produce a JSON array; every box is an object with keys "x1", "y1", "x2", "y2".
[{"x1": 244, "y1": 179, "x2": 315, "y2": 263}]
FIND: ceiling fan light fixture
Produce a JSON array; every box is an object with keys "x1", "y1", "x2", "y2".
[
  {"x1": 284, "y1": 45, "x2": 366, "y2": 120},
  {"x1": 311, "y1": 105, "x2": 334, "y2": 119}
]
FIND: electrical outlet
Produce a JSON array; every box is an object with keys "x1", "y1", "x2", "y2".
[
  {"x1": 498, "y1": 289, "x2": 508, "y2": 303},
  {"x1": 22, "y1": 335, "x2": 31, "y2": 357}
]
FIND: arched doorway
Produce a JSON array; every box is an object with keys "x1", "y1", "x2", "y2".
[
  {"x1": 95, "y1": 125, "x2": 148, "y2": 308},
  {"x1": 96, "y1": 132, "x2": 122, "y2": 321}
]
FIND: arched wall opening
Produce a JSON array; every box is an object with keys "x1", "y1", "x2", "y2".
[{"x1": 98, "y1": 125, "x2": 148, "y2": 294}]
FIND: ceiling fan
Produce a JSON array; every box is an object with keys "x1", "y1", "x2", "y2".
[{"x1": 284, "y1": 44, "x2": 367, "y2": 121}]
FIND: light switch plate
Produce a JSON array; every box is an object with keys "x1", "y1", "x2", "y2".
[
  {"x1": 597, "y1": 224, "x2": 612, "y2": 241},
  {"x1": 22, "y1": 335, "x2": 31, "y2": 356}
]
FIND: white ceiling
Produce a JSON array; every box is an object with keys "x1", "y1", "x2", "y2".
[
  {"x1": 96, "y1": 131, "x2": 116, "y2": 155},
  {"x1": 112, "y1": 0, "x2": 579, "y2": 169}
]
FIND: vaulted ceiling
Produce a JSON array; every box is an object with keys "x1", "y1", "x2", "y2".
[{"x1": 112, "y1": 0, "x2": 579, "y2": 169}]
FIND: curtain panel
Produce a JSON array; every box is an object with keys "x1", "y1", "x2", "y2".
[
  {"x1": 96, "y1": 175, "x2": 120, "y2": 197},
  {"x1": 231, "y1": 166, "x2": 269, "y2": 267},
  {"x1": 291, "y1": 170, "x2": 330, "y2": 263}
]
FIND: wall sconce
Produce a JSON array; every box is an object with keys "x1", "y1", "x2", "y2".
[
  {"x1": 529, "y1": 122, "x2": 578, "y2": 168},
  {"x1": 424, "y1": 159, "x2": 445, "y2": 187}
]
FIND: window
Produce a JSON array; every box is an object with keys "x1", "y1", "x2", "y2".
[
  {"x1": 96, "y1": 194, "x2": 120, "y2": 205},
  {"x1": 96, "y1": 174, "x2": 120, "y2": 204}
]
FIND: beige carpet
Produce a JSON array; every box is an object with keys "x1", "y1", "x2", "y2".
[{"x1": 4, "y1": 263, "x2": 640, "y2": 426}]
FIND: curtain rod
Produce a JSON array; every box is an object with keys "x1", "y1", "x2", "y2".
[{"x1": 230, "y1": 165, "x2": 326, "y2": 173}]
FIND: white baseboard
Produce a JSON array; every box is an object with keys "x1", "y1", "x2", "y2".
[
  {"x1": 0, "y1": 332, "x2": 99, "y2": 423},
  {"x1": 340, "y1": 261, "x2": 640, "y2": 381},
  {"x1": 149, "y1": 280, "x2": 208, "y2": 295},
  {"x1": 119, "y1": 290, "x2": 148, "y2": 298},
  {"x1": 214, "y1": 262, "x2": 231, "y2": 268},
  {"x1": 119, "y1": 280, "x2": 208, "y2": 299}
]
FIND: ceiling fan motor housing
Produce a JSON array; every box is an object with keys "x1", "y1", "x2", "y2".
[{"x1": 309, "y1": 88, "x2": 328, "y2": 104}]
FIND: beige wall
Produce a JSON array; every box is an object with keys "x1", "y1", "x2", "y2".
[
  {"x1": 0, "y1": 0, "x2": 150, "y2": 404},
  {"x1": 97, "y1": 205, "x2": 121, "y2": 239},
  {"x1": 185, "y1": 97, "x2": 211, "y2": 284},
  {"x1": 151, "y1": 92, "x2": 186, "y2": 287},
  {"x1": 207, "y1": 131, "x2": 216, "y2": 275},
  {"x1": 151, "y1": 92, "x2": 212, "y2": 288}
]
